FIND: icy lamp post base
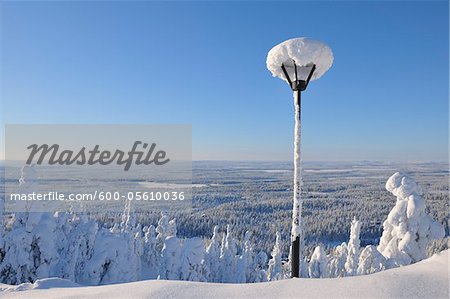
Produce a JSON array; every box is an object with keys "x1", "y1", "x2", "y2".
[{"x1": 291, "y1": 236, "x2": 301, "y2": 278}]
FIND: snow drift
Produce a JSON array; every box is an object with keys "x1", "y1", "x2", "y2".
[{"x1": 1, "y1": 250, "x2": 448, "y2": 299}]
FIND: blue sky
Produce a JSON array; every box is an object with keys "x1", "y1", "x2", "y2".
[{"x1": 1, "y1": 1, "x2": 448, "y2": 161}]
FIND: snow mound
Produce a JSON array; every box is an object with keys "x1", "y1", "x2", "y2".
[
  {"x1": 4, "y1": 278, "x2": 79, "y2": 292},
  {"x1": 1, "y1": 251, "x2": 448, "y2": 299},
  {"x1": 266, "y1": 37, "x2": 333, "y2": 82},
  {"x1": 31, "y1": 278, "x2": 80, "y2": 289}
]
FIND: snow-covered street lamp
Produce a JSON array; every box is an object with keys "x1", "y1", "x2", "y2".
[{"x1": 267, "y1": 38, "x2": 333, "y2": 278}]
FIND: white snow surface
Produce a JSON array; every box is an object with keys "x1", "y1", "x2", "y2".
[
  {"x1": 266, "y1": 37, "x2": 333, "y2": 82},
  {"x1": 1, "y1": 250, "x2": 448, "y2": 299}
]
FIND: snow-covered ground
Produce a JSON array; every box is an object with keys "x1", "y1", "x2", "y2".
[{"x1": 1, "y1": 250, "x2": 447, "y2": 299}]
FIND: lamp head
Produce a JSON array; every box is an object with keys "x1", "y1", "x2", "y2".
[{"x1": 281, "y1": 60, "x2": 316, "y2": 91}]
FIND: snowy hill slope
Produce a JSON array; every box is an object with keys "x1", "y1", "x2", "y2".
[{"x1": 1, "y1": 250, "x2": 448, "y2": 299}]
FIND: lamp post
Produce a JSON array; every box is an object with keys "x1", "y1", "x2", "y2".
[
  {"x1": 281, "y1": 60, "x2": 316, "y2": 278},
  {"x1": 266, "y1": 37, "x2": 333, "y2": 279}
]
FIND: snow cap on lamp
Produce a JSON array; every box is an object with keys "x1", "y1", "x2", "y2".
[{"x1": 266, "y1": 37, "x2": 333, "y2": 82}]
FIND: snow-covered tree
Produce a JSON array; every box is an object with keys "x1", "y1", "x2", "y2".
[
  {"x1": 345, "y1": 217, "x2": 361, "y2": 276},
  {"x1": 0, "y1": 166, "x2": 60, "y2": 283},
  {"x1": 377, "y1": 173, "x2": 445, "y2": 266},
  {"x1": 236, "y1": 231, "x2": 253, "y2": 283},
  {"x1": 308, "y1": 245, "x2": 327, "y2": 278},
  {"x1": 204, "y1": 226, "x2": 220, "y2": 282},
  {"x1": 252, "y1": 251, "x2": 268, "y2": 282},
  {"x1": 180, "y1": 237, "x2": 206, "y2": 282},
  {"x1": 219, "y1": 225, "x2": 237, "y2": 283},
  {"x1": 80, "y1": 198, "x2": 142, "y2": 285},
  {"x1": 328, "y1": 242, "x2": 348, "y2": 278},
  {"x1": 142, "y1": 225, "x2": 159, "y2": 279},
  {"x1": 267, "y1": 231, "x2": 282, "y2": 281},
  {"x1": 51, "y1": 212, "x2": 71, "y2": 279},
  {"x1": 120, "y1": 199, "x2": 135, "y2": 233},
  {"x1": 131, "y1": 225, "x2": 144, "y2": 281},
  {"x1": 0, "y1": 223, "x2": 35, "y2": 284},
  {"x1": 159, "y1": 236, "x2": 181, "y2": 280},
  {"x1": 156, "y1": 213, "x2": 177, "y2": 251},
  {"x1": 357, "y1": 245, "x2": 386, "y2": 275},
  {"x1": 82, "y1": 228, "x2": 133, "y2": 285},
  {"x1": 300, "y1": 256, "x2": 309, "y2": 278},
  {"x1": 69, "y1": 213, "x2": 98, "y2": 283}
]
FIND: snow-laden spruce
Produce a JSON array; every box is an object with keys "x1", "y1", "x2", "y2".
[
  {"x1": 219, "y1": 225, "x2": 238, "y2": 283},
  {"x1": 357, "y1": 245, "x2": 385, "y2": 275},
  {"x1": 345, "y1": 217, "x2": 361, "y2": 276},
  {"x1": 377, "y1": 172, "x2": 445, "y2": 266},
  {"x1": 309, "y1": 245, "x2": 328, "y2": 278},
  {"x1": 267, "y1": 231, "x2": 282, "y2": 281},
  {"x1": 236, "y1": 231, "x2": 253, "y2": 283},
  {"x1": 266, "y1": 37, "x2": 333, "y2": 82},
  {"x1": 328, "y1": 242, "x2": 348, "y2": 278},
  {"x1": 204, "y1": 226, "x2": 220, "y2": 282}
]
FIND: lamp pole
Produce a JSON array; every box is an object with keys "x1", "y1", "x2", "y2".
[
  {"x1": 281, "y1": 61, "x2": 316, "y2": 278},
  {"x1": 291, "y1": 88, "x2": 301, "y2": 279}
]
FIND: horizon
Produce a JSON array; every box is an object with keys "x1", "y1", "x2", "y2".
[{"x1": 0, "y1": 159, "x2": 448, "y2": 164}]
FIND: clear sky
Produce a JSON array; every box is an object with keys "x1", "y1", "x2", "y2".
[{"x1": 1, "y1": 1, "x2": 448, "y2": 162}]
